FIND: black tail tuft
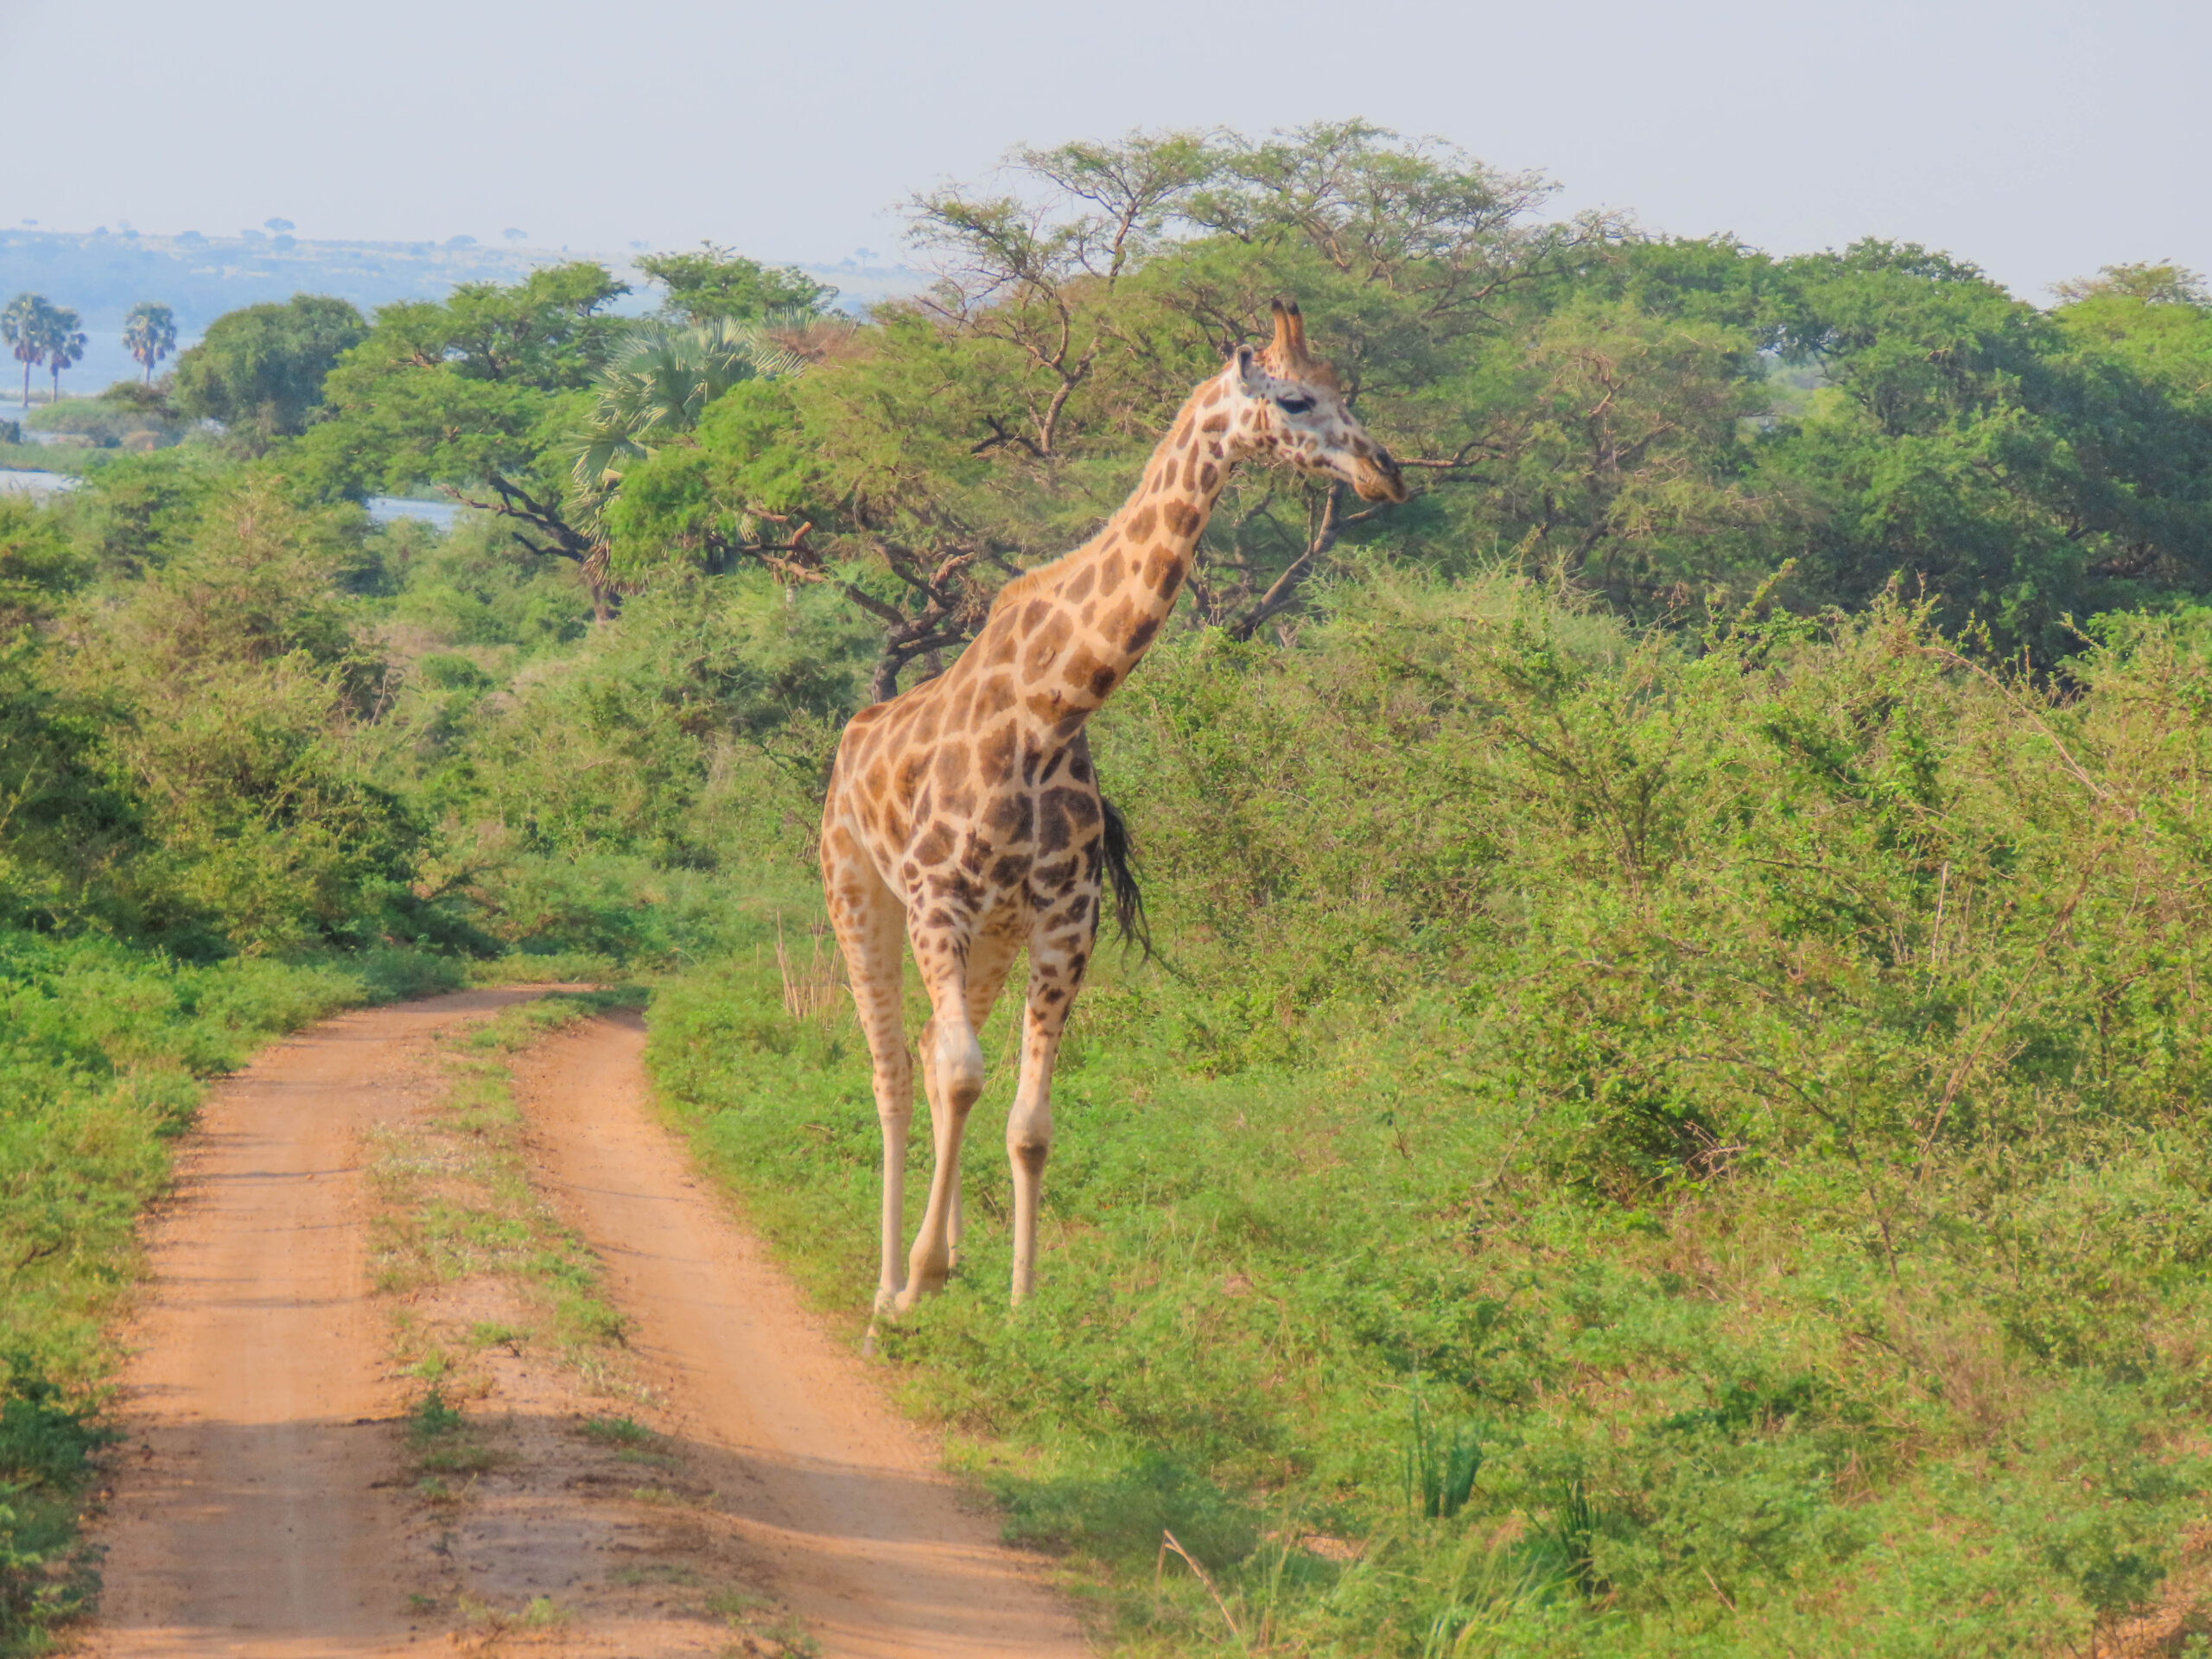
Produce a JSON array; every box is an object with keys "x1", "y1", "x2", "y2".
[{"x1": 1097, "y1": 794, "x2": 1152, "y2": 963}]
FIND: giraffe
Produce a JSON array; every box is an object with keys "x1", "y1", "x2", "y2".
[{"x1": 820, "y1": 299, "x2": 1407, "y2": 1327}]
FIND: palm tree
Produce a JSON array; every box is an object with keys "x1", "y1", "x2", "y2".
[
  {"x1": 569, "y1": 313, "x2": 817, "y2": 499},
  {"x1": 44, "y1": 308, "x2": 86, "y2": 404},
  {"x1": 2, "y1": 292, "x2": 51, "y2": 410},
  {"x1": 123, "y1": 302, "x2": 178, "y2": 384}
]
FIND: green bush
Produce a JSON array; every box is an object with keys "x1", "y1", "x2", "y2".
[{"x1": 646, "y1": 575, "x2": 2212, "y2": 1656}]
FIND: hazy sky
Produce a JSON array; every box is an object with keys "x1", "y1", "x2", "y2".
[{"x1": 3, "y1": 0, "x2": 2204, "y2": 298}]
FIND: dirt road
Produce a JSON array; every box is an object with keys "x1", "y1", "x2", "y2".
[
  {"x1": 513, "y1": 1014, "x2": 1089, "y2": 1659},
  {"x1": 83, "y1": 992, "x2": 1090, "y2": 1658},
  {"x1": 86, "y1": 988, "x2": 543, "y2": 1658}
]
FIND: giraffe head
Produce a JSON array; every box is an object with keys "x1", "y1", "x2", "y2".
[{"x1": 1220, "y1": 299, "x2": 1408, "y2": 504}]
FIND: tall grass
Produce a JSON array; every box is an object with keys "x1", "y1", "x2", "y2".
[{"x1": 647, "y1": 575, "x2": 2212, "y2": 1656}]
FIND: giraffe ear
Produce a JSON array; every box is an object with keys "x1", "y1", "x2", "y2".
[{"x1": 1232, "y1": 342, "x2": 1268, "y2": 394}]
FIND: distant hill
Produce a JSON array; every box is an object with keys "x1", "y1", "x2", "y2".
[{"x1": 0, "y1": 227, "x2": 925, "y2": 395}]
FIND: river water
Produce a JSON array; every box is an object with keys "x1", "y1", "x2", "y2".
[{"x1": 0, "y1": 468, "x2": 461, "y2": 531}]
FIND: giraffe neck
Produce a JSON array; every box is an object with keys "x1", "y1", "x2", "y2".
[{"x1": 1001, "y1": 377, "x2": 1237, "y2": 726}]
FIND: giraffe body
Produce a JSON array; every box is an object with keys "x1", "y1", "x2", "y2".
[{"x1": 819, "y1": 302, "x2": 1405, "y2": 1322}]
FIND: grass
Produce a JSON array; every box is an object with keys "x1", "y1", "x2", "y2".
[
  {"x1": 641, "y1": 588, "x2": 2212, "y2": 1657},
  {"x1": 370, "y1": 988, "x2": 640, "y2": 1351},
  {"x1": 0, "y1": 444, "x2": 86, "y2": 477},
  {"x1": 370, "y1": 987, "x2": 648, "y2": 1513}
]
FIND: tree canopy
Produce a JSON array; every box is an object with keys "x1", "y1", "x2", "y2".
[
  {"x1": 105, "y1": 124, "x2": 2212, "y2": 685},
  {"x1": 637, "y1": 243, "x2": 837, "y2": 323},
  {"x1": 171, "y1": 294, "x2": 368, "y2": 445}
]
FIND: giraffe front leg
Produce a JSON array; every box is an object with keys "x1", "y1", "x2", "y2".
[
  {"x1": 897, "y1": 930, "x2": 997, "y2": 1313},
  {"x1": 1008, "y1": 932, "x2": 1086, "y2": 1306}
]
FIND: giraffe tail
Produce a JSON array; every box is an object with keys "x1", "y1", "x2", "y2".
[{"x1": 1097, "y1": 793, "x2": 1153, "y2": 964}]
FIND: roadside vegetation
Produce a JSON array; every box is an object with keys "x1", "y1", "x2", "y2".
[
  {"x1": 653, "y1": 580, "x2": 2212, "y2": 1654},
  {"x1": 7, "y1": 120, "x2": 2212, "y2": 1654}
]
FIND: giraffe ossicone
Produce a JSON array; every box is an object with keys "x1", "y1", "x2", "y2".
[{"x1": 819, "y1": 299, "x2": 1407, "y2": 1331}]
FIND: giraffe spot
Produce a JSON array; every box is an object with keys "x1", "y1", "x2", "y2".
[
  {"x1": 1099, "y1": 552, "x2": 1125, "y2": 592},
  {"x1": 893, "y1": 755, "x2": 925, "y2": 809},
  {"x1": 912, "y1": 823, "x2": 955, "y2": 867},
  {"x1": 925, "y1": 908, "x2": 955, "y2": 931},
  {"x1": 1042, "y1": 986, "x2": 1065, "y2": 1004},
  {"x1": 989, "y1": 854, "x2": 1030, "y2": 887},
  {"x1": 1127, "y1": 505, "x2": 1156, "y2": 541},
  {"x1": 1199, "y1": 461, "x2": 1218, "y2": 491},
  {"x1": 987, "y1": 793, "x2": 1035, "y2": 842},
  {"x1": 1030, "y1": 855, "x2": 1077, "y2": 891},
  {"x1": 1064, "y1": 566, "x2": 1096, "y2": 603},
  {"x1": 931, "y1": 867, "x2": 985, "y2": 906},
  {"x1": 977, "y1": 721, "x2": 1017, "y2": 785},
  {"x1": 1022, "y1": 611, "x2": 1072, "y2": 677},
  {"x1": 1164, "y1": 500, "x2": 1202, "y2": 537},
  {"x1": 987, "y1": 625, "x2": 1018, "y2": 667},
  {"x1": 1198, "y1": 384, "x2": 1222, "y2": 407},
  {"x1": 1060, "y1": 647, "x2": 1107, "y2": 695},
  {"x1": 1020, "y1": 741, "x2": 1042, "y2": 786},
  {"x1": 1037, "y1": 794, "x2": 1073, "y2": 855},
  {"x1": 1089, "y1": 664, "x2": 1117, "y2": 698},
  {"x1": 933, "y1": 746, "x2": 970, "y2": 794},
  {"x1": 1201, "y1": 413, "x2": 1229, "y2": 434},
  {"x1": 1173, "y1": 416, "x2": 1192, "y2": 448},
  {"x1": 1208, "y1": 440, "x2": 1223, "y2": 460},
  {"x1": 944, "y1": 681, "x2": 976, "y2": 731},
  {"x1": 1039, "y1": 747, "x2": 1067, "y2": 785},
  {"x1": 1061, "y1": 788, "x2": 1102, "y2": 829},
  {"x1": 911, "y1": 705, "x2": 940, "y2": 746},
  {"x1": 1068, "y1": 747, "x2": 1093, "y2": 784},
  {"x1": 1020, "y1": 600, "x2": 1050, "y2": 636}
]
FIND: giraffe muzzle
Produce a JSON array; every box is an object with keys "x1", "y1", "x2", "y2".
[{"x1": 1354, "y1": 448, "x2": 1408, "y2": 505}]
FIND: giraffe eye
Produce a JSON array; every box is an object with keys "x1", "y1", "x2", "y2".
[{"x1": 1275, "y1": 395, "x2": 1314, "y2": 416}]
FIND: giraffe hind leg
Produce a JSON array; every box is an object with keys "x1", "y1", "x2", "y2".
[
  {"x1": 1008, "y1": 903, "x2": 1095, "y2": 1306},
  {"x1": 821, "y1": 833, "x2": 912, "y2": 1326}
]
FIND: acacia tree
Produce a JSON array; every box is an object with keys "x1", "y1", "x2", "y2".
[
  {"x1": 598, "y1": 123, "x2": 1624, "y2": 696},
  {"x1": 637, "y1": 243, "x2": 837, "y2": 323},
  {"x1": 123, "y1": 302, "x2": 179, "y2": 384},
  {"x1": 293, "y1": 263, "x2": 632, "y2": 608}
]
